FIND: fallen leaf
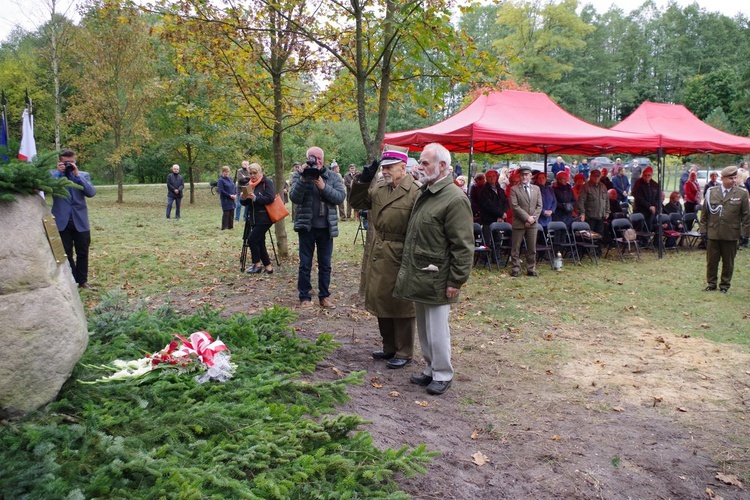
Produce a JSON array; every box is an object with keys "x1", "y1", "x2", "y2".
[
  {"x1": 700, "y1": 323, "x2": 711, "y2": 329},
  {"x1": 545, "y1": 370, "x2": 554, "y2": 375},
  {"x1": 612, "y1": 406, "x2": 624, "y2": 412},
  {"x1": 472, "y1": 451, "x2": 489, "y2": 467},
  {"x1": 371, "y1": 382, "x2": 383, "y2": 389},
  {"x1": 551, "y1": 435, "x2": 561, "y2": 441},
  {"x1": 389, "y1": 391, "x2": 400, "y2": 397},
  {"x1": 471, "y1": 430, "x2": 479, "y2": 440},
  {"x1": 677, "y1": 407, "x2": 688, "y2": 412},
  {"x1": 715, "y1": 472, "x2": 743, "y2": 488},
  {"x1": 331, "y1": 367, "x2": 343, "y2": 377},
  {"x1": 415, "y1": 400, "x2": 428, "y2": 407},
  {"x1": 705, "y1": 487, "x2": 722, "y2": 499}
]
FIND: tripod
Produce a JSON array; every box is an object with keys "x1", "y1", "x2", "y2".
[
  {"x1": 354, "y1": 209, "x2": 368, "y2": 247},
  {"x1": 240, "y1": 216, "x2": 280, "y2": 272}
]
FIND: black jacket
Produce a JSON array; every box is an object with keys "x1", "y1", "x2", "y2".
[
  {"x1": 167, "y1": 172, "x2": 184, "y2": 198},
  {"x1": 240, "y1": 176, "x2": 276, "y2": 225},
  {"x1": 477, "y1": 183, "x2": 507, "y2": 225}
]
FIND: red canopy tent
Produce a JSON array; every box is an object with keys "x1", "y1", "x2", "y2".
[
  {"x1": 383, "y1": 90, "x2": 661, "y2": 156},
  {"x1": 611, "y1": 102, "x2": 750, "y2": 155}
]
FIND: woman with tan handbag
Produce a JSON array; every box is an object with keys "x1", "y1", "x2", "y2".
[{"x1": 239, "y1": 163, "x2": 276, "y2": 274}]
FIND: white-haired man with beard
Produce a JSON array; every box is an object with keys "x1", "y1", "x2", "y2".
[{"x1": 393, "y1": 143, "x2": 473, "y2": 395}]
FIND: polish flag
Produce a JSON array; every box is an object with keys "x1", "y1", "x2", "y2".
[{"x1": 18, "y1": 108, "x2": 37, "y2": 162}]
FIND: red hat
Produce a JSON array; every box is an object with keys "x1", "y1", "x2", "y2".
[{"x1": 380, "y1": 149, "x2": 409, "y2": 166}]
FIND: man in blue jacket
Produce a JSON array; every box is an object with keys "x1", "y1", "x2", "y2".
[{"x1": 51, "y1": 149, "x2": 97, "y2": 290}]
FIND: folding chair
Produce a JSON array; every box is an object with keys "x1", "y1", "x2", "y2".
[
  {"x1": 488, "y1": 221, "x2": 513, "y2": 267},
  {"x1": 681, "y1": 212, "x2": 702, "y2": 249},
  {"x1": 535, "y1": 225, "x2": 555, "y2": 270},
  {"x1": 668, "y1": 213, "x2": 689, "y2": 250},
  {"x1": 571, "y1": 221, "x2": 599, "y2": 265},
  {"x1": 656, "y1": 213, "x2": 680, "y2": 252},
  {"x1": 606, "y1": 218, "x2": 641, "y2": 261},
  {"x1": 473, "y1": 223, "x2": 494, "y2": 269},
  {"x1": 547, "y1": 220, "x2": 580, "y2": 265},
  {"x1": 629, "y1": 212, "x2": 655, "y2": 251}
]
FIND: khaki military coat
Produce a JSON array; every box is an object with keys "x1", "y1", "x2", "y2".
[
  {"x1": 349, "y1": 173, "x2": 420, "y2": 318},
  {"x1": 699, "y1": 185, "x2": 750, "y2": 240}
]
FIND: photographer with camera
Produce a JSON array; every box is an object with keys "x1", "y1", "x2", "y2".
[
  {"x1": 51, "y1": 149, "x2": 97, "y2": 290},
  {"x1": 289, "y1": 146, "x2": 346, "y2": 309}
]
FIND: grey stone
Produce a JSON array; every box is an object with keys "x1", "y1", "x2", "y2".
[{"x1": 0, "y1": 194, "x2": 88, "y2": 417}]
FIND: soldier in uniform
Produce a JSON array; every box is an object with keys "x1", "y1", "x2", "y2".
[
  {"x1": 699, "y1": 165, "x2": 750, "y2": 293},
  {"x1": 349, "y1": 148, "x2": 420, "y2": 369}
]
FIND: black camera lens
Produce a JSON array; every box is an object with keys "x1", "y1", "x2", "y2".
[{"x1": 302, "y1": 167, "x2": 320, "y2": 180}]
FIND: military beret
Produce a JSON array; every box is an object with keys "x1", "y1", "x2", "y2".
[{"x1": 721, "y1": 166, "x2": 738, "y2": 178}]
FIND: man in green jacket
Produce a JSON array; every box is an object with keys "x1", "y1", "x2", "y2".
[
  {"x1": 394, "y1": 143, "x2": 474, "y2": 395},
  {"x1": 699, "y1": 165, "x2": 750, "y2": 293}
]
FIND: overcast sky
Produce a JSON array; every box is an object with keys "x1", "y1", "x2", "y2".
[{"x1": 1, "y1": 0, "x2": 748, "y2": 44}]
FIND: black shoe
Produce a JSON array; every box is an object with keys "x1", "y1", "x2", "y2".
[
  {"x1": 371, "y1": 351, "x2": 395, "y2": 360},
  {"x1": 78, "y1": 282, "x2": 97, "y2": 291},
  {"x1": 386, "y1": 358, "x2": 411, "y2": 369},
  {"x1": 247, "y1": 265, "x2": 262, "y2": 274},
  {"x1": 510, "y1": 271, "x2": 519, "y2": 278},
  {"x1": 703, "y1": 286, "x2": 717, "y2": 292},
  {"x1": 720, "y1": 288, "x2": 728, "y2": 294},
  {"x1": 264, "y1": 267, "x2": 274, "y2": 274},
  {"x1": 426, "y1": 379, "x2": 452, "y2": 395},
  {"x1": 410, "y1": 373, "x2": 433, "y2": 386},
  {"x1": 526, "y1": 271, "x2": 538, "y2": 277}
]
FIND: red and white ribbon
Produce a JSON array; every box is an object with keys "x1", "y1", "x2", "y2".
[{"x1": 173, "y1": 331, "x2": 229, "y2": 367}]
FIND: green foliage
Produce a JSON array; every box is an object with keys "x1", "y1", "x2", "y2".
[
  {"x1": 0, "y1": 152, "x2": 81, "y2": 202},
  {"x1": 0, "y1": 298, "x2": 433, "y2": 498}
]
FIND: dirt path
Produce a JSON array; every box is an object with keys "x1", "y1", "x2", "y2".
[{"x1": 175, "y1": 260, "x2": 749, "y2": 499}]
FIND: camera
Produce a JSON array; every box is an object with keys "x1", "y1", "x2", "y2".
[
  {"x1": 63, "y1": 161, "x2": 75, "y2": 174},
  {"x1": 301, "y1": 155, "x2": 320, "y2": 180}
]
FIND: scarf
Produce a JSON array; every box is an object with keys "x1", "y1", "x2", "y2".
[{"x1": 248, "y1": 175, "x2": 263, "y2": 190}]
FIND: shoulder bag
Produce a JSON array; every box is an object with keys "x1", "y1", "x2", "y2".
[{"x1": 266, "y1": 194, "x2": 290, "y2": 223}]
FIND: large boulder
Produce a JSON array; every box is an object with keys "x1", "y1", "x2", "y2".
[{"x1": 0, "y1": 194, "x2": 89, "y2": 418}]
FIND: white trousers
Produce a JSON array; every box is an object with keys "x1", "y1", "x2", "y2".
[{"x1": 414, "y1": 302, "x2": 453, "y2": 382}]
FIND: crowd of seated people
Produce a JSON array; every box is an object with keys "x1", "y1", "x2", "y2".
[{"x1": 462, "y1": 158, "x2": 750, "y2": 268}]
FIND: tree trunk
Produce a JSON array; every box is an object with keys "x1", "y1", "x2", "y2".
[{"x1": 272, "y1": 71, "x2": 289, "y2": 258}]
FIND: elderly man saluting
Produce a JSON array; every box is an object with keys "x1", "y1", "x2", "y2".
[
  {"x1": 699, "y1": 165, "x2": 750, "y2": 293},
  {"x1": 349, "y1": 147, "x2": 421, "y2": 369},
  {"x1": 394, "y1": 143, "x2": 474, "y2": 395}
]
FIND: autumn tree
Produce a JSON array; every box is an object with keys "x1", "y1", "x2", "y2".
[
  {"x1": 153, "y1": 0, "x2": 324, "y2": 257},
  {"x1": 266, "y1": 0, "x2": 490, "y2": 162},
  {"x1": 35, "y1": 0, "x2": 77, "y2": 151},
  {"x1": 66, "y1": 0, "x2": 158, "y2": 202}
]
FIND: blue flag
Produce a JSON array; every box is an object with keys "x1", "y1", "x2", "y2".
[{"x1": 0, "y1": 110, "x2": 7, "y2": 163}]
